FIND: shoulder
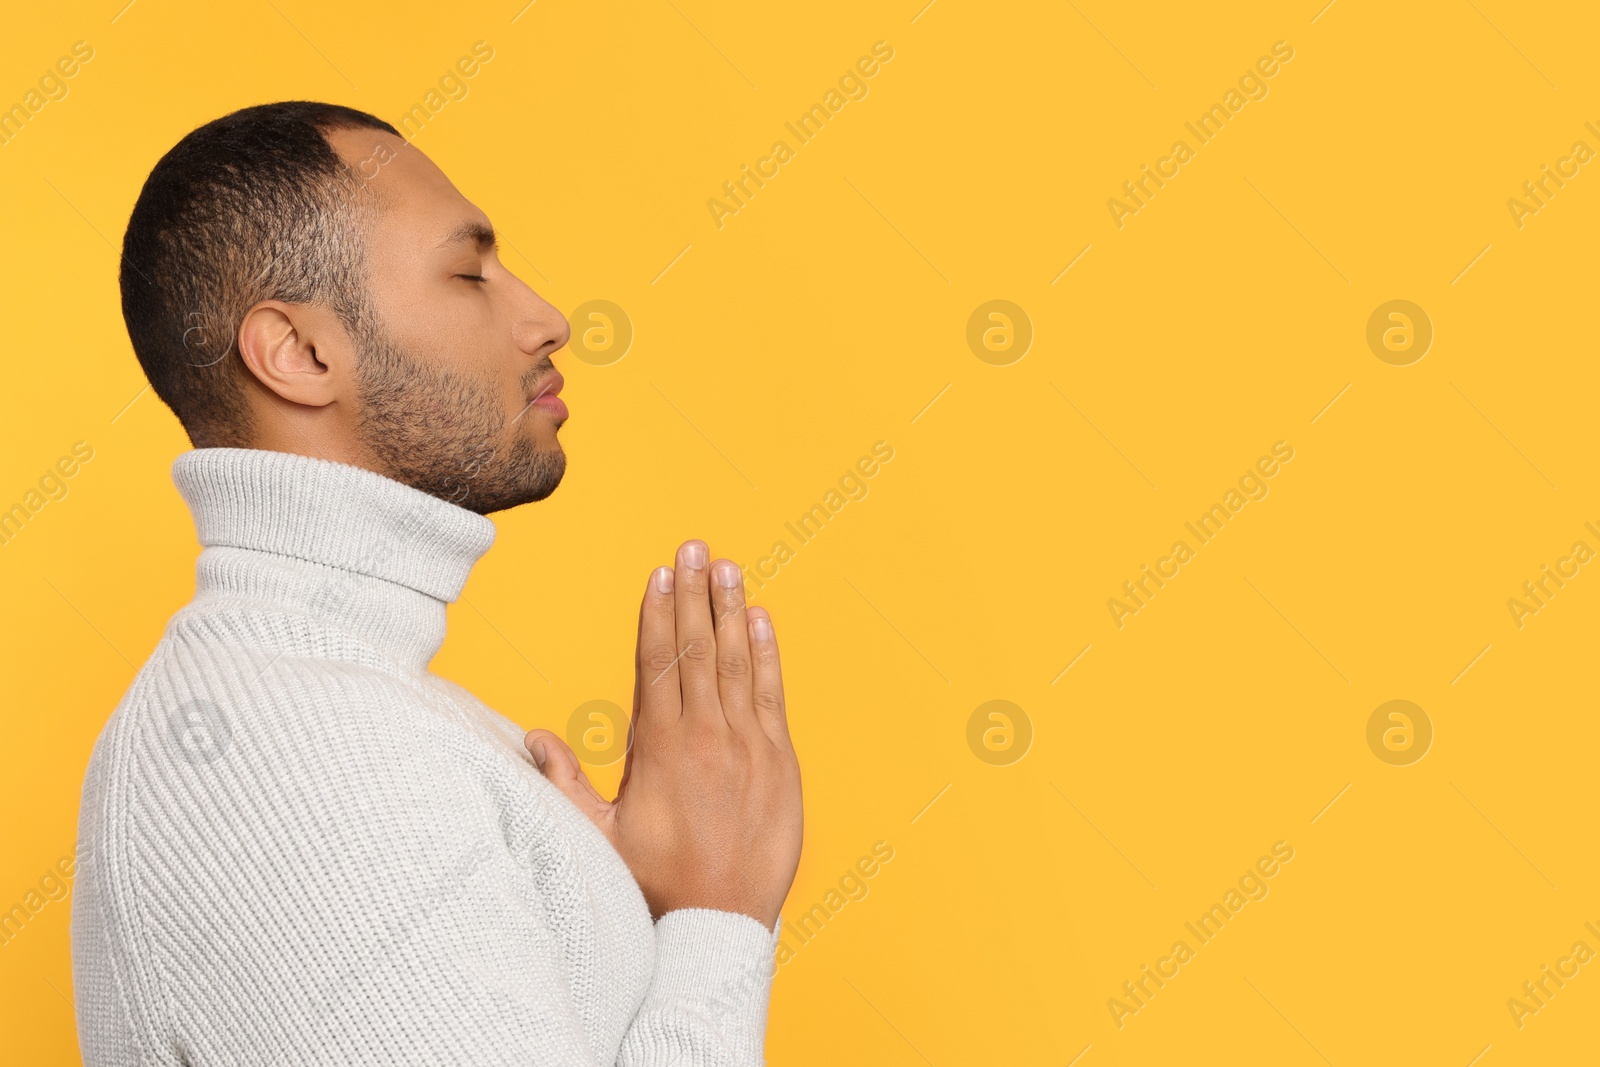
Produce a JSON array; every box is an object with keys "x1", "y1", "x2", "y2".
[
  {"x1": 87, "y1": 636, "x2": 438, "y2": 779},
  {"x1": 75, "y1": 642, "x2": 563, "y2": 958},
  {"x1": 77, "y1": 634, "x2": 545, "y2": 886}
]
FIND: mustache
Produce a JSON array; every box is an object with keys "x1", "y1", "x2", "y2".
[{"x1": 521, "y1": 357, "x2": 557, "y2": 394}]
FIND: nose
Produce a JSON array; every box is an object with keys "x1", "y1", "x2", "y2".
[{"x1": 513, "y1": 286, "x2": 571, "y2": 361}]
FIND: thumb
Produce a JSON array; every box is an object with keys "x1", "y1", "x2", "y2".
[{"x1": 524, "y1": 728, "x2": 614, "y2": 828}]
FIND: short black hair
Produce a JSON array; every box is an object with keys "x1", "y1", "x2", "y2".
[{"x1": 119, "y1": 101, "x2": 400, "y2": 448}]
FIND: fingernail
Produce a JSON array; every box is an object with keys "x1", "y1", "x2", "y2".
[
  {"x1": 682, "y1": 542, "x2": 707, "y2": 569},
  {"x1": 530, "y1": 739, "x2": 547, "y2": 771},
  {"x1": 714, "y1": 561, "x2": 740, "y2": 588},
  {"x1": 652, "y1": 566, "x2": 674, "y2": 593},
  {"x1": 752, "y1": 615, "x2": 773, "y2": 641}
]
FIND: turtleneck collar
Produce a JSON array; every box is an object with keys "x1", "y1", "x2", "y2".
[{"x1": 171, "y1": 448, "x2": 497, "y2": 671}]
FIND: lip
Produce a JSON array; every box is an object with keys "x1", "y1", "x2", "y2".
[{"x1": 528, "y1": 371, "x2": 567, "y2": 421}]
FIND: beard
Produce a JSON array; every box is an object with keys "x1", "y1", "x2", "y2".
[{"x1": 349, "y1": 313, "x2": 565, "y2": 516}]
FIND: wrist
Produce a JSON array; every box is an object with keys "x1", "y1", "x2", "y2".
[
  {"x1": 639, "y1": 908, "x2": 783, "y2": 1059},
  {"x1": 655, "y1": 891, "x2": 779, "y2": 932}
]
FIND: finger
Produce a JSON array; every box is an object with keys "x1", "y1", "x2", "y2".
[
  {"x1": 622, "y1": 584, "x2": 645, "y2": 793},
  {"x1": 746, "y1": 607, "x2": 790, "y2": 749},
  {"x1": 709, "y1": 558, "x2": 757, "y2": 733},
  {"x1": 523, "y1": 729, "x2": 615, "y2": 830},
  {"x1": 672, "y1": 539, "x2": 722, "y2": 726},
  {"x1": 637, "y1": 564, "x2": 682, "y2": 728}
]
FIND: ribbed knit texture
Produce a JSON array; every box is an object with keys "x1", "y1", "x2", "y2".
[{"x1": 70, "y1": 447, "x2": 781, "y2": 1066}]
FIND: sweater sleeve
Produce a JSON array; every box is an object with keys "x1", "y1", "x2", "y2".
[
  {"x1": 77, "y1": 668, "x2": 781, "y2": 1067},
  {"x1": 620, "y1": 909, "x2": 783, "y2": 1066}
]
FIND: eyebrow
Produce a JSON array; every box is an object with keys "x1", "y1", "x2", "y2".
[{"x1": 435, "y1": 220, "x2": 498, "y2": 252}]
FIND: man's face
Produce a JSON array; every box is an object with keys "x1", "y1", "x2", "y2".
[{"x1": 328, "y1": 128, "x2": 571, "y2": 515}]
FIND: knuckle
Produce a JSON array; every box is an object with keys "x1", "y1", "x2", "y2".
[
  {"x1": 680, "y1": 637, "x2": 714, "y2": 665},
  {"x1": 716, "y1": 650, "x2": 750, "y2": 679},
  {"x1": 753, "y1": 688, "x2": 786, "y2": 715},
  {"x1": 683, "y1": 722, "x2": 726, "y2": 764},
  {"x1": 642, "y1": 645, "x2": 681, "y2": 674}
]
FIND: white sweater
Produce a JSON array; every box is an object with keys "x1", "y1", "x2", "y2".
[{"x1": 71, "y1": 447, "x2": 781, "y2": 1066}]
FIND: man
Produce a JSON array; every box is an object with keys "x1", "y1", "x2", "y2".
[{"x1": 71, "y1": 101, "x2": 803, "y2": 1066}]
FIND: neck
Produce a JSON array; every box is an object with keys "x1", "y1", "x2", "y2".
[{"x1": 171, "y1": 447, "x2": 497, "y2": 672}]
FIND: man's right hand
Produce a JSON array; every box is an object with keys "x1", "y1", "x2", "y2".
[{"x1": 524, "y1": 540, "x2": 803, "y2": 930}]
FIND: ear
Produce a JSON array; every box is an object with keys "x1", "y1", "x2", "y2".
[{"x1": 236, "y1": 300, "x2": 352, "y2": 408}]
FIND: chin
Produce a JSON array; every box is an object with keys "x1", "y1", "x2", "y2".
[
  {"x1": 458, "y1": 442, "x2": 566, "y2": 516},
  {"x1": 510, "y1": 444, "x2": 568, "y2": 508},
  {"x1": 525, "y1": 449, "x2": 566, "y2": 502}
]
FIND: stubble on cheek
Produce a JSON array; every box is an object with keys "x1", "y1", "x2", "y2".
[{"x1": 361, "y1": 367, "x2": 565, "y2": 512}]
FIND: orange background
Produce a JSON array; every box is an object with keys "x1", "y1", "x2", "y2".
[{"x1": 3, "y1": 1, "x2": 1599, "y2": 1063}]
